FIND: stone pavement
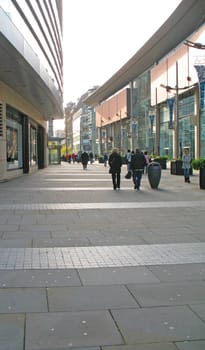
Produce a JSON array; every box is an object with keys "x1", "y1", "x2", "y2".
[{"x1": 0, "y1": 161, "x2": 205, "y2": 350}]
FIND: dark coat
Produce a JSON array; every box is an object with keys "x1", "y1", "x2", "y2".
[
  {"x1": 81, "y1": 152, "x2": 89, "y2": 164},
  {"x1": 131, "y1": 150, "x2": 146, "y2": 170},
  {"x1": 109, "y1": 152, "x2": 122, "y2": 173}
]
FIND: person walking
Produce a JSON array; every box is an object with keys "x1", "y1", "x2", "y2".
[
  {"x1": 103, "y1": 153, "x2": 108, "y2": 167},
  {"x1": 182, "y1": 148, "x2": 191, "y2": 183},
  {"x1": 81, "y1": 151, "x2": 89, "y2": 170},
  {"x1": 144, "y1": 151, "x2": 150, "y2": 174},
  {"x1": 109, "y1": 149, "x2": 122, "y2": 190},
  {"x1": 125, "y1": 149, "x2": 132, "y2": 179},
  {"x1": 130, "y1": 148, "x2": 146, "y2": 190}
]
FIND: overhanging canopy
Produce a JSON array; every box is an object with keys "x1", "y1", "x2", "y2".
[{"x1": 85, "y1": 0, "x2": 205, "y2": 107}]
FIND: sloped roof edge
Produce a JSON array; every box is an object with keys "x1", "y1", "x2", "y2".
[{"x1": 85, "y1": 0, "x2": 205, "y2": 107}]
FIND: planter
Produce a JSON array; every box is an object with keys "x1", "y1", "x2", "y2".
[
  {"x1": 170, "y1": 160, "x2": 193, "y2": 176},
  {"x1": 200, "y1": 167, "x2": 205, "y2": 189},
  {"x1": 153, "y1": 158, "x2": 167, "y2": 169},
  {"x1": 147, "y1": 161, "x2": 161, "y2": 189},
  {"x1": 170, "y1": 160, "x2": 183, "y2": 175}
]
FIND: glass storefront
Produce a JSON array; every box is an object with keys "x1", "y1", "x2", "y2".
[
  {"x1": 159, "y1": 90, "x2": 195, "y2": 159},
  {"x1": 132, "y1": 71, "x2": 153, "y2": 152},
  {"x1": 30, "y1": 124, "x2": 37, "y2": 166},
  {"x1": 6, "y1": 105, "x2": 41, "y2": 171},
  {"x1": 159, "y1": 104, "x2": 173, "y2": 158},
  {"x1": 178, "y1": 92, "x2": 195, "y2": 159},
  {"x1": 6, "y1": 106, "x2": 23, "y2": 170}
]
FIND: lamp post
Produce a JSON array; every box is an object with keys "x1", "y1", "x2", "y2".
[
  {"x1": 116, "y1": 111, "x2": 122, "y2": 153},
  {"x1": 100, "y1": 117, "x2": 103, "y2": 156},
  {"x1": 184, "y1": 40, "x2": 205, "y2": 50},
  {"x1": 65, "y1": 113, "x2": 68, "y2": 156}
]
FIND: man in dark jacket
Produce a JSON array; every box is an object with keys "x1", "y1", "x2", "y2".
[
  {"x1": 81, "y1": 151, "x2": 89, "y2": 170},
  {"x1": 130, "y1": 148, "x2": 146, "y2": 190},
  {"x1": 109, "y1": 149, "x2": 122, "y2": 190}
]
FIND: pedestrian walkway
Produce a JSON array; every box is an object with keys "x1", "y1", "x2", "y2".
[
  {"x1": 0, "y1": 162, "x2": 205, "y2": 350},
  {"x1": 0, "y1": 243, "x2": 205, "y2": 270}
]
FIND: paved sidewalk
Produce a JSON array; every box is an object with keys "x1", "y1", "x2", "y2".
[{"x1": 0, "y1": 162, "x2": 205, "y2": 350}]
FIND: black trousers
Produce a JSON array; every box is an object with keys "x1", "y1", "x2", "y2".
[
  {"x1": 112, "y1": 171, "x2": 120, "y2": 189},
  {"x1": 133, "y1": 169, "x2": 143, "y2": 189}
]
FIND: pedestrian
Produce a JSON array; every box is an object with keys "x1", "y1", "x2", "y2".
[
  {"x1": 144, "y1": 151, "x2": 150, "y2": 174},
  {"x1": 125, "y1": 149, "x2": 132, "y2": 179},
  {"x1": 130, "y1": 148, "x2": 147, "y2": 190},
  {"x1": 108, "y1": 148, "x2": 122, "y2": 190},
  {"x1": 89, "y1": 151, "x2": 94, "y2": 164},
  {"x1": 81, "y1": 151, "x2": 89, "y2": 170},
  {"x1": 182, "y1": 148, "x2": 191, "y2": 183},
  {"x1": 103, "y1": 153, "x2": 108, "y2": 167},
  {"x1": 71, "y1": 152, "x2": 76, "y2": 163}
]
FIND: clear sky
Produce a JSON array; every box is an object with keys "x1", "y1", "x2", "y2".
[{"x1": 55, "y1": 0, "x2": 182, "y2": 130}]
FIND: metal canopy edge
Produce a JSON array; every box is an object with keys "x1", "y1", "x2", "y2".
[{"x1": 85, "y1": 0, "x2": 205, "y2": 107}]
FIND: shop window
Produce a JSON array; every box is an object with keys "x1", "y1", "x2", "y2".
[
  {"x1": 30, "y1": 125, "x2": 37, "y2": 165},
  {"x1": 6, "y1": 107, "x2": 23, "y2": 170}
]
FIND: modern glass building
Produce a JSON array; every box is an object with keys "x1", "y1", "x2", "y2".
[
  {"x1": 85, "y1": 0, "x2": 205, "y2": 160},
  {"x1": 0, "y1": 0, "x2": 63, "y2": 181}
]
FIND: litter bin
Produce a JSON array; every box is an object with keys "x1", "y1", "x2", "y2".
[
  {"x1": 200, "y1": 167, "x2": 205, "y2": 189},
  {"x1": 147, "y1": 161, "x2": 161, "y2": 189}
]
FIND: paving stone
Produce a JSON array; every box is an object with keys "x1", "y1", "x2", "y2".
[
  {"x1": 175, "y1": 341, "x2": 205, "y2": 349},
  {"x1": 189, "y1": 303, "x2": 205, "y2": 322},
  {"x1": 0, "y1": 215, "x2": 8, "y2": 224},
  {"x1": 2, "y1": 230, "x2": 51, "y2": 239},
  {"x1": 47, "y1": 285, "x2": 139, "y2": 311},
  {"x1": 127, "y1": 281, "x2": 205, "y2": 307},
  {"x1": 0, "y1": 239, "x2": 32, "y2": 248},
  {"x1": 69, "y1": 348, "x2": 100, "y2": 350},
  {"x1": 149, "y1": 264, "x2": 205, "y2": 282},
  {"x1": 111, "y1": 306, "x2": 205, "y2": 344},
  {"x1": 0, "y1": 313, "x2": 24, "y2": 350},
  {"x1": 0, "y1": 287, "x2": 47, "y2": 312},
  {"x1": 25, "y1": 311, "x2": 123, "y2": 349},
  {"x1": 0, "y1": 224, "x2": 19, "y2": 231},
  {"x1": 103, "y1": 343, "x2": 177, "y2": 350},
  {"x1": 0, "y1": 269, "x2": 81, "y2": 287},
  {"x1": 141, "y1": 233, "x2": 199, "y2": 244},
  {"x1": 33, "y1": 237, "x2": 90, "y2": 247},
  {"x1": 78, "y1": 266, "x2": 160, "y2": 285}
]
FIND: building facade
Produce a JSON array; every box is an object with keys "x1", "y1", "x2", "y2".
[
  {"x1": 94, "y1": 24, "x2": 205, "y2": 159},
  {"x1": 0, "y1": 0, "x2": 63, "y2": 181},
  {"x1": 151, "y1": 24, "x2": 205, "y2": 159},
  {"x1": 95, "y1": 89, "x2": 131, "y2": 156}
]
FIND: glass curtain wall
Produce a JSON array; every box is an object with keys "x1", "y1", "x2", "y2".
[
  {"x1": 178, "y1": 92, "x2": 195, "y2": 159},
  {"x1": 159, "y1": 104, "x2": 173, "y2": 158},
  {"x1": 159, "y1": 90, "x2": 195, "y2": 159},
  {"x1": 132, "y1": 71, "x2": 153, "y2": 153}
]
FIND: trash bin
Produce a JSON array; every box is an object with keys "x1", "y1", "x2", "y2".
[
  {"x1": 200, "y1": 167, "x2": 205, "y2": 189},
  {"x1": 147, "y1": 161, "x2": 161, "y2": 189}
]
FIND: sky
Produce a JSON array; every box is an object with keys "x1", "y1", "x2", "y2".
[{"x1": 55, "y1": 0, "x2": 182, "y2": 130}]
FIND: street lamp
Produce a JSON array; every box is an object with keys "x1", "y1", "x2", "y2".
[
  {"x1": 184, "y1": 40, "x2": 205, "y2": 50},
  {"x1": 99, "y1": 117, "x2": 104, "y2": 155},
  {"x1": 116, "y1": 111, "x2": 122, "y2": 153}
]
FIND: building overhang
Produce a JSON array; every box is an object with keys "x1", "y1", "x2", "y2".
[
  {"x1": 0, "y1": 8, "x2": 63, "y2": 120},
  {"x1": 85, "y1": 0, "x2": 205, "y2": 107}
]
